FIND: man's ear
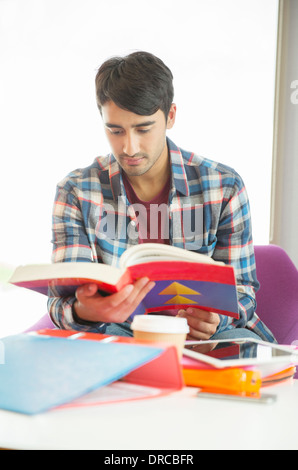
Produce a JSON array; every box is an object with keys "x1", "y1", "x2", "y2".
[{"x1": 166, "y1": 103, "x2": 177, "y2": 130}]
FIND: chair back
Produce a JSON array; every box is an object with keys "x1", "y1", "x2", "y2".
[
  {"x1": 254, "y1": 244, "x2": 298, "y2": 345},
  {"x1": 24, "y1": 313, "x2": 55, "y2": 333}
]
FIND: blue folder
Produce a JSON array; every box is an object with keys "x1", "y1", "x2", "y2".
[{"x1": 0, "y1": 334, "x2": 163, "y2": 415}]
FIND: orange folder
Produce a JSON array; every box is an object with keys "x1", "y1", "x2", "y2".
[
  {"x1": 182, "y1": 367, "x2": 262, "y2": 394},
  {"x1": 261, "y1": 366, "x2": 296, "y2": 386}
]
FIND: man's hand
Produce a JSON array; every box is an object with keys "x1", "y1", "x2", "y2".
[
  {"x1": 177, "y1": 307, "x2": 220, "y2": 340},
  {"x1": 74, "y1": 277, "x2": 155, "y2": 324}
]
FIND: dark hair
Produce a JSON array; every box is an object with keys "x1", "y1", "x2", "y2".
[{"x1": 95, "y1": 51, "x2": 174, "y2": 119}]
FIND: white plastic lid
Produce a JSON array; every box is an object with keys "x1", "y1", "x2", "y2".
[{"x1": 130, "y1": 315, "x2": 189, "y2": 334}]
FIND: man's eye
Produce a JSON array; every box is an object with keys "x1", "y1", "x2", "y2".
[
  {"x1": 110, "y1": 129, "x2": 123, "y2": 135},
  {"x1": 137, "y1": 129, "x2": 150, "y2": 134}
]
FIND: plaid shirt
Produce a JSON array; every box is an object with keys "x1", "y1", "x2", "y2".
[{"x1": 48, "y1": 138, "x2": 276, "y2": 342}]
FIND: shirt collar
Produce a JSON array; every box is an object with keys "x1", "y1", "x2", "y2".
[
  {"x1": 167, "y1": 137, "x2": 189, "y2": 197},
  {"x1": 108, "y1": 137, "x2": 190, "y2": 200}
]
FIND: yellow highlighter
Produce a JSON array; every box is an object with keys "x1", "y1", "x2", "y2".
[{"x1": 182, "y1": 367, "x2": 262, "y2": 394}]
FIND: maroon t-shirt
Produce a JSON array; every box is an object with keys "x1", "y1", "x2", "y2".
[
  {"x1": 123, "y1": 172, "x2": 180, "y2": 316},
  {"x1": 122, "y1": 172, "x2": 171, "y2": 245}
]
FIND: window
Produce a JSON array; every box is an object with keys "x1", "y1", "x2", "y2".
[{"x1": 0, "y1": 0, "x2": 278, "y2": 334}]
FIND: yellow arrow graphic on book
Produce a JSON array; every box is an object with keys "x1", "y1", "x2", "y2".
[
  {"x1": 158, "y1": 282, "x2": 201, "y2": 296},
  {"x1": 164, "y1": 295, "x2": 198, "y2": 305},
  {"x1": 158, "y1": 282, "x2": 201, "y2": 306}
]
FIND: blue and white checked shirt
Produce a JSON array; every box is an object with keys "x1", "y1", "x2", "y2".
[{"x1": 48, "y1": 138, "x2": 276, "y2": 342}]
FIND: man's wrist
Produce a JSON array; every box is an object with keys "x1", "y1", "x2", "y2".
[{"x1": 72, "y1": 300, "x2": 100, "y2": 326}]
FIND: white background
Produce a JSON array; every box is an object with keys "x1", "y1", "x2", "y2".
[{"x1": 0, "y1": 0, "x2": 278, "y2": 336}]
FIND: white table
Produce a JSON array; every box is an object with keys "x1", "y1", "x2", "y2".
[{"x1": 0, "y1": 381, "x2": 297, "y2": 450}]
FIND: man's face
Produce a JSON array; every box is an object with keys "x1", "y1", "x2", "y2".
[{"x1": 101, "y1": 101, "x2": 176, "y2": 177}]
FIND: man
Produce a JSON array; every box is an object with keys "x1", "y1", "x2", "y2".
[{"x1": 48, "y1": 51, "x2": 276, "y2": 343}]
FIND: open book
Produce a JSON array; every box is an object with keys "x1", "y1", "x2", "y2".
[{"x1": 9, "y1": 243, "x2": 239, "y2": 319}]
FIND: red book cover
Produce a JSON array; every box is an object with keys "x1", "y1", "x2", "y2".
[{"x1": 9, "y1": 243, "x2": 239, "y2": 319}]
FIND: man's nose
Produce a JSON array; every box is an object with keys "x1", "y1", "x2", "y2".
[{"x1": 123, "y1": 134, "x2": 140, "y2": 156}]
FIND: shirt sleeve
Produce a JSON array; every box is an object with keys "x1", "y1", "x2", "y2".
[
  {"x1": 47, "y1": 184, "x2": 107, "y2": 332},
  {"x1": 212, "y1": 175, "x2": 276, "y2": 342}
]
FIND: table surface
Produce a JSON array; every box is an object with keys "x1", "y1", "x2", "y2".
[{"x1": 0, "y1": 380, "x2": 297, "y2": 450}]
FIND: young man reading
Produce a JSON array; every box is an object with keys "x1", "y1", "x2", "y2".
[{"x1": 48, "y1": 51, "x2": 276, "y2": 343}]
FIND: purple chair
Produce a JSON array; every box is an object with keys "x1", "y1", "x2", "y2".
[
  {"x1": 24, "y1": 313, "x2": 56, "y2": 333},
  {"x1": 254, "y1": 244, "x2": 298, "y2": 346}
]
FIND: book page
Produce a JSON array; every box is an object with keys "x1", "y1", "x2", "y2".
[
  {"x1": 9, "y1": 262, "x2": 123, "y2": 285},
  {"x1": 119, "y1": 243, "x2": 220, "y2": 268},
  {"x1": 61, "y1": 381, "x2": 163, "y2": 408}
]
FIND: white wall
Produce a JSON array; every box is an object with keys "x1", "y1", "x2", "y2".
[
  {"x1": 0, "y1": 0, "x2": 278, "y2": 335},
  {"x1": 270, "y1": 0, "x2": 298, "y2": 267}
]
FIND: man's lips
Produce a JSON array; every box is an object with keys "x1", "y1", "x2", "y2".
[{"x1": 120, "y1": 155, "x2": 146, "y2": 165}]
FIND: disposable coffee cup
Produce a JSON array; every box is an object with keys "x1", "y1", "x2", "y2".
[{"x1": 130, "y1": 315, "x2": 189, "y2": 358}]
